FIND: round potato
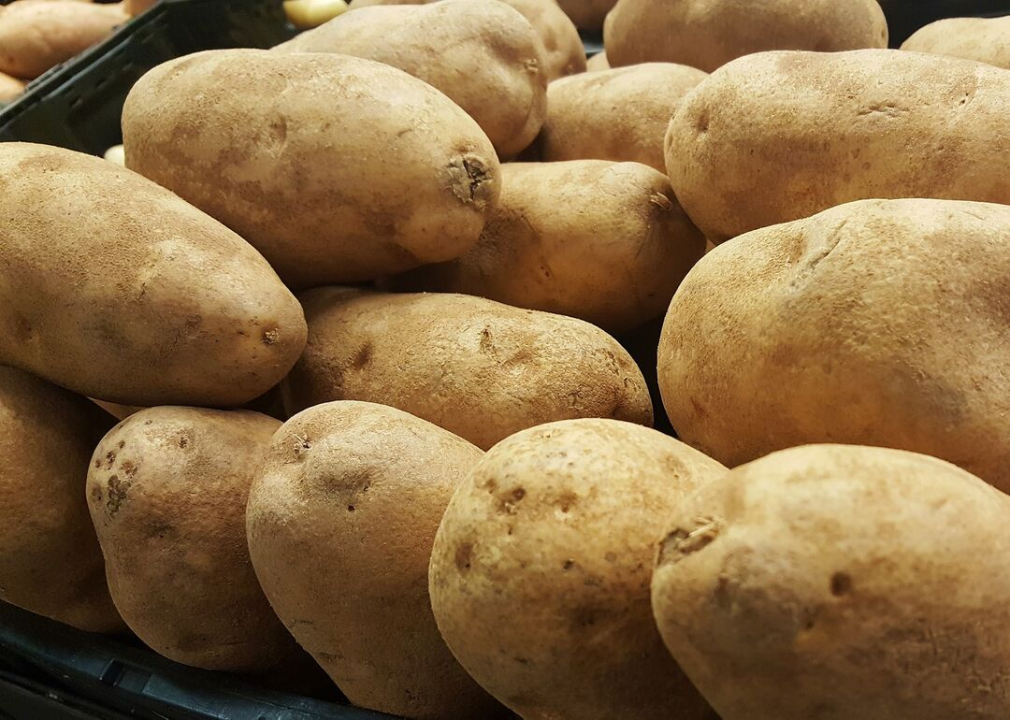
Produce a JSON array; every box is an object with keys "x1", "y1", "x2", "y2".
[
  {"x1": 557, "y1": 0, "x2": 615, "y2": 30},
  {"x1": 586, "y1": 49, "x2": 610, "y2": 71},
  {"x1": 541, "y1": 63, "x2": 707, "y2": 171},
  {"x1": 0, "y1": 72, "x2": 24, "y2": 101},
  {"x1": 0, "y1": 143, "x2": 306, "y2": 408},
  {"x1": 652, "y1": 444, "x2": 1010, "y2": 720},
  {"x1": 430, "y1": 419, "x2": 725, "y2": 720},
  {"x1": 901, "y1": 16, "x2": 1010, "y2": 71},
  {"x1": 0, "y1": 367, "x2": 123, "y2": 633},
  {"x1": 658, "y1": 198, "x2": 1010, "y2": 493},
  {"x1": 392, "y1": 161, "x2": 705, "y2": 333},
  {"x1": 282, "y1": 289, "x2": 653, "y2": 449},
  {"x1": 247, "y1": 401, "x2": 507, "y2": 719},
  {"x1": 605, "y1": 0, "x2": 886, "y2": 72},
  {"x1": 277, "y1": 0, "x2": 546, "y2": 158},
  {"x1": 123, "y1": 50, "x2": 500, "y2": 289},
  {"x1": 87, "y1": 407, "x2": 300, "y2": 671},
  {"x1": 667, "y1": 49, "x2": 1010, "y2": 243},
  {"x1": 0, "y1": 1, "x2": 127, "y2": 79}
]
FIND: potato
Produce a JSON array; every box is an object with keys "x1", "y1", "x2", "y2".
[
  {"x1": 658, "y1": 198, "x2": 1010, "y2": 492},
  {"x1": 123, "y1": 50, "x2": 499, "y2": 289},
  {"x1": 541, "y1": 63, "x2": 706, "y2": 171},
  {"x1": 667, "y1": 49, "x2": 1010, "y2": 243},
  {"x1": 429, "y1": 419, "x2": 725, "y2": 720},
  {"x1": 557, "y1": 0, "x2": 615, "y2": 30},
  {"x1": 902, "y1": 17, "x2": 1010, "y2": 71},
  {"x1": 282, "y1": 289, "x2": 653, "y2": 449},
  {"x1": 87, "y1": 407, "x2": 301, "y2": 671},
  {"x1": 283, "y1": 0, "x2": 347, "y2": 28},
  {"x1": 277, "y1": 0, "x2": 547, "y2": 158},
  {"x1": 652, "y1": 443, "x2": 1010, "y2": 720},
  {"x1": 0, "y1": 1, "x2": 127, "y2": 79},
  {"x1": 586, "y1": 49, "x2": 610, "y2": 71},
  {"x1": 392, "y1": 161, "x2": 705, "y2": 333},
  {"x1": 0, "y1": 72, "x2": 24, "y2": 101},
  {"x1": 344, "y1": 0, "x2": 586, "y2": 80},
  {"x1": 125, "y1": 0, "x2": 158, "y2": 14},
  {"x1": 605, "y1": 0, "x2": 886, "y2": 72},
  {"x1": 0, "y1": 366, "x2": 123, "y2": 633},
  {"x1": 0, "y1": 143, "x2": 305, "y2": 408},
  {"x1": 102, "y1": 144, "x2": 125, "y2": 166},
  {"x1": 247, "y1": 401, "x2": 507, "y2": 719}
]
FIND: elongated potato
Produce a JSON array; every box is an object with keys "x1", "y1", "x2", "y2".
[
  {"x1": 282, "y1": 289, "x2": 653, "y2": 449},
  {"x1": 557, "y1": 0, "x2": 615, "y2": 30},
  {"x1": 0, "y1": 72, "x2": 24, "y2": 101},
  {"x1": 541, "y1": 64, "x2": 707, "y2": 171},
  {"x1": 0, "y1": 1, "x2": 127, "y2": 79},
  {"x1": 393, "y1": 161, "x2": 705, "y2": 333},
  {"x1": 902, "y1": 17, "x2": 1010, "y2": 71},
  {"x1": 652, "y1": 444, "x2": 1010, "y2": 720},
  {"x1": 123, "y1": 50, "x2": 500, "y2": 289},
  {"x1": 605, "y1": 0, "x2": 886, "y2": 72},
  {"x1": 430, "y1": 419, "x2": 725, "y2": 720},
  {"x1": 87, "y1": 407, "x2": 300, "y2": 671},
  {"x1": 0, "y1": 143, "x2": 305, "y2": 408},
  {"x1": 248, "y1": 401, "x2": 508, "y2": 720},
  {"x1": 277, "y1": 1, "x2": 546, "y2": 158},
  {"x1": 658, "y1": 198, "x2": 1010, "y2": 493},
  {"x1": 0, "y1": 367, "x2": 123, "y2": 633},
  {"x1": 667, "y1": 49, "x2": 1010, "y2": 242}
]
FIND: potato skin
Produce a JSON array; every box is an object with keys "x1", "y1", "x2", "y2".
[
  {"x1": 0, "y1": 367, "x2": 123, "y2": 634},
  {"x1": 667, "y1": 49, "x2": 1010, "y2": 242},
  {"x1": 658, "y1": 198, "x2": 1010, "y2": 492},
  {"x1": 123, "y1": 50, "x2": 499, "y2": 289},
  {"x1": 393, "y1": 161, "x2": 705, "y2": 333},
  {"x1": 0, "y1": 72, "x2": 24, "y2": 101},
  {"x1": 586, "y1": 50, "x2": 609, "y2": 71},
  {"x1": 247, "y1": 401, "x2": 507, "y2": 719},
  {"x1": 605, "y1": 0, "x2": 886, "y2": 72},
  {"x1": 0, "y1": 143, "x2": 306, "y2": 408},
  {"x1": 278, "y1": 0, "x2": 547, "y2": 158},
  {"x1": 902, "y1": 17, "x2": 1010, "y2": 71},
  {"x1": 429, "y1": 419, "x2": 725, "y2": 720},
  {"x1": 0, "y1": 1, "x2": 127, "y2": 79},
  {"x1": 87, "y1": 407, "x2": 299, "y2": 671},
  {"x1": 557, "y1": 0, "x2": 615, "y2": 30},
  {"x1": 282, "y1": 289, "x2": 653, "y2": 449},
  {"x1": 652, "y1": 444, "x2": 1010, "y2": 720},
  {"x1": 541, "y1": 64, "x2": 707, "y2": 171}
]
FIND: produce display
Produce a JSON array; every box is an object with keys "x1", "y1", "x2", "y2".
[{"x1": 4, "y1": 0, "x2": 1010, "y2": 719}]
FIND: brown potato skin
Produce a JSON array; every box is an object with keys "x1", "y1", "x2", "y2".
[
  {"x1": 902, "y1": 17, "x2": 1010, "y2": 71},
  {"x1": 429, "y1": 419, "x2": 725, "y2": 720},
  {"x1": 586, "y1": 50, "x2": 609, "y2": 71},
  {"x1": 542, "y1": 63, "x2": 707, "y2": 171},
  {"x1": 557, "y1": 0, "x2": 615, "y2": 30},
  {"x1": 0, "y1": 72, "x2": 24, "y2": 101},
  {"x1": 87, "y1": 407, "x2": 301, "y2": 671},
  {"x1": 0, "y1": 1, "x2": 127, "y2": 79},
  {"x1": 667, "y1": 49, "x2": 1010, "y2": 243},
  {"x1": 0, "y1": 367, "x2": 123, "y2": 634},
  {"x1": 282, "y1": 289, "x2": 653, "y2": 449},
  {"x1": 652, "y1": 444, "x2": 1010, "y2": 720},
  {"x1": 392, "y1": 161, "x2": 705, "y2": 333},
  {"x1": 278, "y1": 1, "x2": 546, "y2": 158},
  {"x1": 247, "y1": 401, "x2": 507, "y2": 720},
  {"x1": 658, "y1": 198, "x2": 1010, "y2": 492},
  {"x1": 605, "y1": 0, "x2": 886, "y2": 72},
  {"x1": 123, "y1": 50, "x2": 500, "y2": 289},
  {"x1": 0, "y1": 143, "x2": 306, "y2": 408}
]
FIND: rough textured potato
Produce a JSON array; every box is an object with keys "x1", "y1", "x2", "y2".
[
  {"x1": 87, "y1": 407, "x2": 300, "y2": 671},
  {"x1": 541, "y1": 64, "x2": 706, "y2": 171},
  {"x1": 586, "y1": 49, "x2": 610, "y2": 71},
  {"x1": 0, "y1": 1, "x2": 127, "y2": 79},
  {"x1": 902, "y1": 17, "x2": 1010, "y2": 70},
  {"x1": 557, "y1": 0, "x2": 615, "y2": 30},
  {"x1": 658, "y1": 198, "x2": 1010, "y2": 493},
  {"x1": 652, "y1": 444, "x2": 1010, "y2": 720},
  {"x1": 0, "y1": 367, "x2": 123, "y2": 633},
  {"x1": 123, "y1": 50, "x2": 499, "y2": 289},
  {"x1": 393, "y1": 161, "x2": 704, "y2": 333},
  {"x1": 667, "y1": 49, "x2": 1010, "y2": 243},
  {"x1": 430, "y1": 419, "x2": 725, "y2": 720},
  {"x1": 605, "y1": 0, "x2": 886, "y2": 72},
  {"x1": 0, "y1": 143, "x2": 306, "y2": 408},
  {"x1": 278, "y1": 1, "x2": 546, "y2": 158},
  {"x1": 247, "y1": 401, "x2": 507, "y2": 720},
  {"x1": 0, "y1": 72, "x2": 24, "y2": 101},
  {"x1": 282, "y1": 289, "x2": 653, "y2": 449}
]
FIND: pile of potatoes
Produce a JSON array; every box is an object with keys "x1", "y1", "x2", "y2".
[{"x1": 8, "y1": 0, "x2": 1010, "y2": 718}]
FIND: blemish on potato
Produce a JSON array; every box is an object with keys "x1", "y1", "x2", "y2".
[
  {"x1": 830, "y1": 572, "x2": 853, "y2": 597},
  {"x1": 455, "y1": 542, "x2": 474, "y2": 572}
]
